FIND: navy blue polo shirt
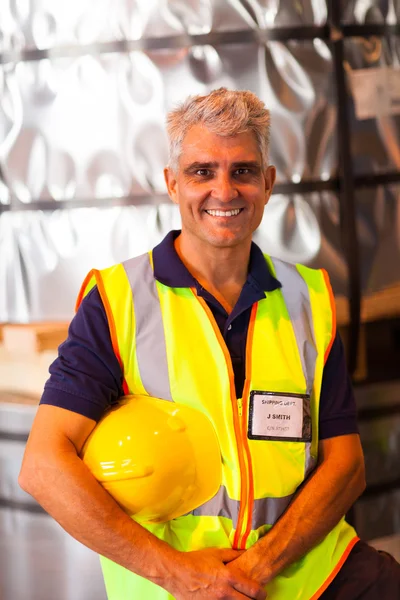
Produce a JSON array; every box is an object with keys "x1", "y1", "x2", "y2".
[{"x1": 41, "y1": 230, "x2": 358, "y2": 440}]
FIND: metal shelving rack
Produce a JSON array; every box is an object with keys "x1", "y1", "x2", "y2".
[{"x1": 1, "y1": 3, "x2": 399, "y2": 372}]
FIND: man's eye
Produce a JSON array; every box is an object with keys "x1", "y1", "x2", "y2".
[
  {"x1": 235, "y1": 168, "x2": 251, "y2": 175},
  {"x1": 196, "y1": 169, "x2": 211, "y2": 177}
]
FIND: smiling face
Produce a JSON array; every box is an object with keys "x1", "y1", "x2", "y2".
[{"x1": 164, "y1": 124, "x2": 276, "y2": 251}]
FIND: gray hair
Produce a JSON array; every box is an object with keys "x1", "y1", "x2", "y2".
[{"x1": 166, "y1": 87, "x2": 271, "y2": 171}]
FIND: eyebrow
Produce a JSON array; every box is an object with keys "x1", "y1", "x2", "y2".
[
  {"x1": 231, "y1": 161, "x2": 262, "y2": 169},
  {"x1": 183, "y1": 162, "x2": 218, "y2": 173},
  {"x1": 183, "y1": 160, "x2": 261, "y2": 173}
]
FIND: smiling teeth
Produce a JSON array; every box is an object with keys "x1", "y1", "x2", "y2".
[{"x1": 206, "y1": 209, "x2": 241, "y2": 217}]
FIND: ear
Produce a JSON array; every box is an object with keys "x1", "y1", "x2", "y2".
[
  {"x1": 264, "y1": 165, "x2": 276, "y2": 206},
  {"x1": 164, "y1": 167, "x2": 179, "y2": 205}
]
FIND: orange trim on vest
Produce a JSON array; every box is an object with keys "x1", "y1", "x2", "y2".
[
  {"x1": 75, "y1": 269, "x2": 95, "y2": 313},
  {"x1": 321, "y1": 269, "x2": 337, "y2": 365},
  {"x1": 237, "y1": 302, "x2": 258, "y2": 549},
  {"x1": 90, "y1": 270, "x2": 130, "y2": 396},
  {"x1": 309, "y1": 536, "x2": 359, "y2": 599},
  {"x1": 193, "y1": 290, "x2": 248, "y2": 549}
]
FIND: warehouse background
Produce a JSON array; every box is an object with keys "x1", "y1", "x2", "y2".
[{"x1": 1, "y1": 1, "x2": 400, "y2": 598}]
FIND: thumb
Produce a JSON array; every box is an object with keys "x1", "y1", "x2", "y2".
[
  {"x1": 232, "y1": 571, "x2": 267, "y2": 600},
  {"x1": 217, "y1": 549, "x2": 245, "y2": 563}
]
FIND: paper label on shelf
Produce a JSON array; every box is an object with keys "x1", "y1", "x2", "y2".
[{"x1": 348, "y1": 66, "x2": 400, "y2": 120}]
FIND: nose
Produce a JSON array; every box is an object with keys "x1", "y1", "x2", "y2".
[{"x1": 210, "y1": 172, "x2": 239, "y2": 203}]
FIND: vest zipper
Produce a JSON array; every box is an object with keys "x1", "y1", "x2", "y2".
[
  {"x1": 236, "y1": 392, "x2": 250, "y2": 545},
  {"x1": 233, "y1": 304, "x2": 258, "y2": 549},
  {"x1": 191, "y1": 291, "x2": 257, "y2": 550},
  {"x1": 191, "y1": 291, "x2": 250, "y2": 549}
]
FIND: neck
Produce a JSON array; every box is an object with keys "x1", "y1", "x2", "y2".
[{"x1": 174, "y1": 232, "x2": 251, "y2": 312}]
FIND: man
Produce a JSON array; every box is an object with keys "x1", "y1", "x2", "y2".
[{"x1": 19, "y1": 88, "x2": 400, "y2": 599}]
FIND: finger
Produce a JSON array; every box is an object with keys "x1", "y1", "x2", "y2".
[
  {"x1": 229, "y1": 590, "x2": 264, "y2": 600},
  {"x1": 232, "y1": 575, "x2": 267, "y2": 600},
  {"x1": 254, "y1": 587, "x2": 267, "y2": 600}
]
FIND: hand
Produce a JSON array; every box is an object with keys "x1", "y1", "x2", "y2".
[
  {"x1": 226, "y1": 549, "x2": 272, "y2": 589},
  {"x1": 165, "y1": 547, "x2": 267, "y2": 599}
]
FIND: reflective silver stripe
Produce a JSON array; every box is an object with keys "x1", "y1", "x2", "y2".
[
  {"x1": 123, "y1": 253, "x2": 172, "y2": 401},
  {"x1": 271, "y1": 258, "x2": 318, "y2": 478},
  {"x1": 270, "y1": 259, "x2": 317, "y2": 396},
  {"x1": 305, "y1": 442, "x2": 318, "y2": 479},
  {"x1": 192, "y1": 486, "x2": 293, "y2": 529},
  {"x1": 252, "y1": 493, "x2": 293, "y2": 530},
  {"x1": 192, "y1": 486, "x2": 239, "y2": 525}
]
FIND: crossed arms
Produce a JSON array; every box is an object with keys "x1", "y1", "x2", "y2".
[{"x1": 19, "y1": 404, "x2": 365, "y2": 599}]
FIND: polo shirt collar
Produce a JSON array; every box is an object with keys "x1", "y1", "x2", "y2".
[{"x1": 152, "y1": 230, "x2": 281, "y2": 293}]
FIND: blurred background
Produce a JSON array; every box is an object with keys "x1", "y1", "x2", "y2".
[{"x1": 0, "y1": 0, "x2": 399, "y2": 598}]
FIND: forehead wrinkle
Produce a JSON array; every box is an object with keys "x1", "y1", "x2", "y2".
[
  {"x1": 178, "y1": 126, "x2": 263, "y2": 172},
  {"x1": 182, "y1": 159, "x2": 262, "y2": 174},
  {"x1": 185, "y1": 161, "x2": 219, "y2": 169},
  {"x1": 181, "y1": 126, "x2": 260, "y2": 152}
]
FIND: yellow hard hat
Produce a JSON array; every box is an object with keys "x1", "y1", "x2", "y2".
[{"x1": 81, "y1": 395, "x2": 222, "y2": 523}]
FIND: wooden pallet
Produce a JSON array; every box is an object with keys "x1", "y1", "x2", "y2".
[
  {"x1": 0, "y1": 322, "x2": 69, "y2": 353},
  {"x1": 336, "y1": 283, "x2": 400, "y2": 327}
]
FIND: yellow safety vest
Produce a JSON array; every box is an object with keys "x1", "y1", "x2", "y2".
[{"x1": 77, "y1": 251, "x2": 358, "y2": 600}]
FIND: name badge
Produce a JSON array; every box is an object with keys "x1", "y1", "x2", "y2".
[{"x1": 248, "y1": 391, "x2": 312, "y2": 442}]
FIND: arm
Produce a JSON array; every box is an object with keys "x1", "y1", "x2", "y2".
[
  {"x1": 19, "y1": 404, "x2": 266, "y2": 600},
  {"x1": 228, "y1": 433, "x2": 366, "y2": 584}
]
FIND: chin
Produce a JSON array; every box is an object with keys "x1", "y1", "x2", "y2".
[{"x1": 204, "y1": 232, "x2": 246, "y2": 248}]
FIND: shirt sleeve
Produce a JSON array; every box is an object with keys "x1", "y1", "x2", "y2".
[
  {"x1": 40, "y1": 286, "x2": 123, "y2": 421},
  {"x1": 319, "y1": 331, "x2": 359, "y2": 439}
]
